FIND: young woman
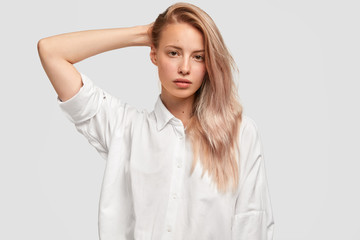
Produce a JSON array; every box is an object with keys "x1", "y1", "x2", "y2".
[{"x1": 38, "y1": 2, "x2": 274, "y2": 239}]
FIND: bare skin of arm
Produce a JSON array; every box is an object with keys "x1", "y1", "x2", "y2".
[{"x1": 37, "y1": 24, "x2": 153, "y2": 102}]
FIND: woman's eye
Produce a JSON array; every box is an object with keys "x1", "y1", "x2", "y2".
[
  {"x1": 194, "y1": 55, "x2": 204, "y2": 61},
  {"x1": 168, "y1": 51, "x2": 178, "y2": 56}
]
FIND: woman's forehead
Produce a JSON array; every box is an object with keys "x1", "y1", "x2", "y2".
[{"x1": 159, "y1": 23, "x2": 204, "y2": 50}]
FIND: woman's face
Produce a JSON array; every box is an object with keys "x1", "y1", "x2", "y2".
[{"x1": 150, "y1": 22, "x2": 206, "y2": 102}]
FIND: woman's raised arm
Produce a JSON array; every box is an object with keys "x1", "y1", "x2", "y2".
[{"x1": 37, "y1": 24, "x2": 152, "y2": 102}]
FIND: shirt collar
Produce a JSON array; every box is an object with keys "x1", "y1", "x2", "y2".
[{"x1": 154, "y1": 94, "x2": 183, "y2": 131}]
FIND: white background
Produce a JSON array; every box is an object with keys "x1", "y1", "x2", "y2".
[{"x1": 1, "y1": 0, "x2": 359, "y2": 239}]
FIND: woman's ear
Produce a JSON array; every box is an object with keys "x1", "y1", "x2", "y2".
[{"x1": 150, "y1": 45, "x2": 157, "y2": 66}]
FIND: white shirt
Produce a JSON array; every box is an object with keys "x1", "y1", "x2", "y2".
[{"x1": 57, "y1": 72, "x2": 275, "y2": 240}]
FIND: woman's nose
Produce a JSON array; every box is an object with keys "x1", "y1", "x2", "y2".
[{"x1": 178, "y1": 58, "x2": 190, "y2": 75}]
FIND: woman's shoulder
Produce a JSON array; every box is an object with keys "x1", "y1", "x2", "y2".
[
  {"x1": 241, "y1": 114, "x2": 259, "y2": 131},
  {"x1": 239, "y1": 114, "x2": 261, "y2": 142}
]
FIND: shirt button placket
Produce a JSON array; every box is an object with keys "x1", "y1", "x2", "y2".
[{"x1": 163, "y1": 127, "x2": 185, "y2": 239}]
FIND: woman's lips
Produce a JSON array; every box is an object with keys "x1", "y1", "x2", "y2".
[
  {"x1": 174, "y1": 78, "x2": 192, "y2": 83},
  {"x1": 174, "y1": 79, "x2": 192, "y2": 88}
]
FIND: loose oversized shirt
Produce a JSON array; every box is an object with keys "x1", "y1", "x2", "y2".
[{"x1": 57, "y1": 72, "x2": 275, "y2": 240}]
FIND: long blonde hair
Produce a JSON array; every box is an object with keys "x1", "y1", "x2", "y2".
[{"x1": 151, "y1": 2, "x2": 243, "y2": 194}]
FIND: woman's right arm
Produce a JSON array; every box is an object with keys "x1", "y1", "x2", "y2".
[{"x1": 37, "y1": 24, "x2": 152, "y2": 102}]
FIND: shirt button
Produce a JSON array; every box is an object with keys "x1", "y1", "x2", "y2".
[
  {"x1": 177, "y1": 163, "x2": 182, "y2": 168},
  {"x1": 167, "y1": 226, "x2": 172, "y2": 232},
  {"x1": 172, "y1": 193, "x2": 177, "y2": 199}
]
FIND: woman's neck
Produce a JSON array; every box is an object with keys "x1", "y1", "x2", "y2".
[{"x1": 160, "y1": 92, "x2": 194, "y2": 128}]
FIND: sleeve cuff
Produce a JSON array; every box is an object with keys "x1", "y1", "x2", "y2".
[{"x1": 57, "y1": 72, "x2": 103, "y2": 124}]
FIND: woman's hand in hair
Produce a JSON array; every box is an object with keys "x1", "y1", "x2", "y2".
[{"x1": 142, "y1": 22, "x2": 154, "y2": 47}]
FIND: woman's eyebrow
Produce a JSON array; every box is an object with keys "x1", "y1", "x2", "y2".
[{"x1": 165, "y1": 45, "x2": 205, "y2": 53}]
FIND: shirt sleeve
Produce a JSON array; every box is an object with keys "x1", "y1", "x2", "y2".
[
  {"x1": 231, "y1": 116, "x2": 275, "y2": 239},
  {"x1": 56, "y1": 72, "x2": 133, "y2": 161}
]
